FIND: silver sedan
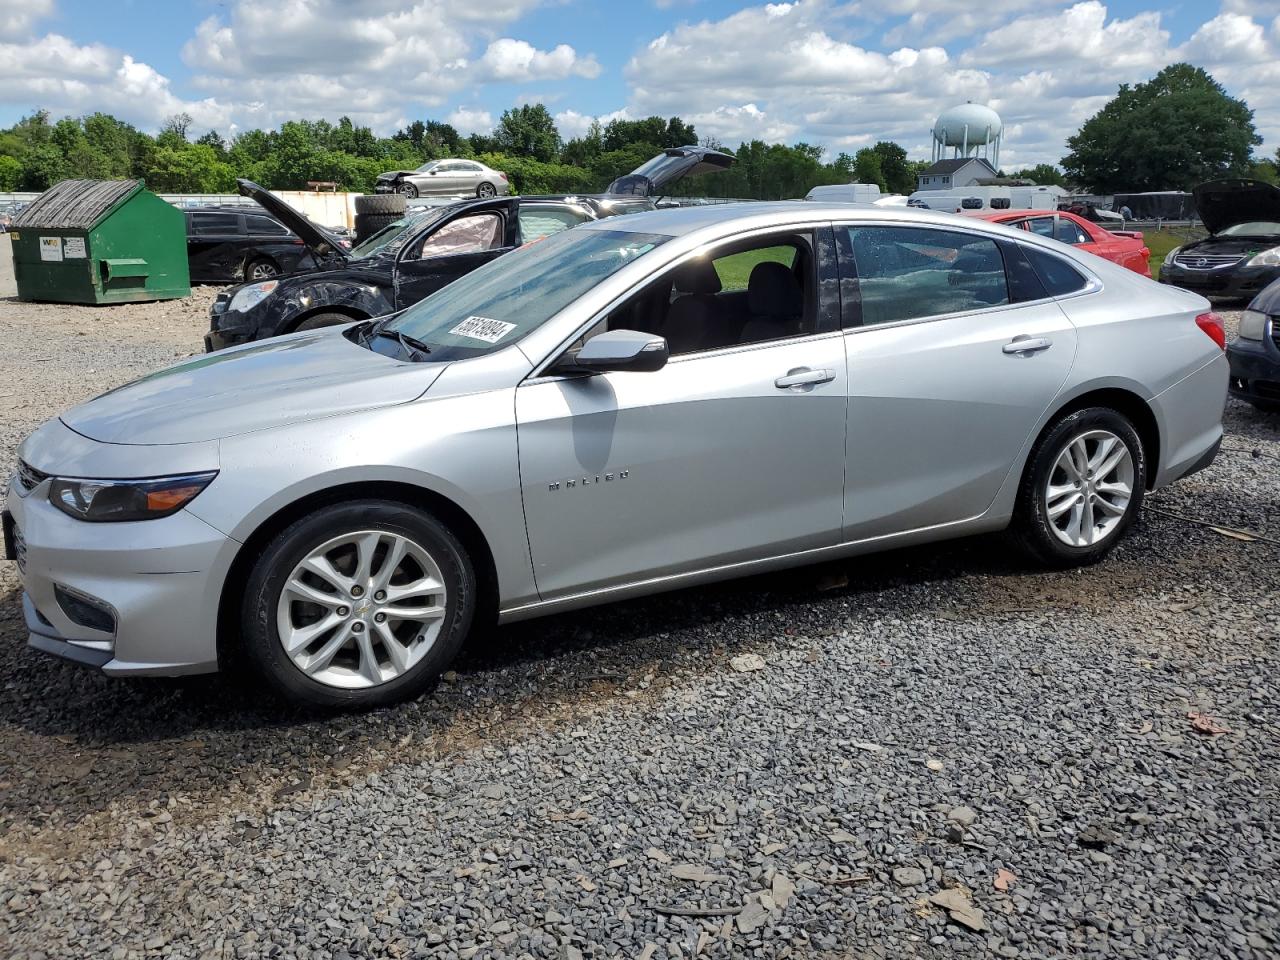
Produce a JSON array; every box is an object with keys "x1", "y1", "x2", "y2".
[
  {"x1": 374, "y1": 158, "x2": 510, "y2": 199},
  {"x1": 4, "y1": 204, "x2": 1227, "y2": 709}
]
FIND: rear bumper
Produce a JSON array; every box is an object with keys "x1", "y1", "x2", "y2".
[
  {"x1": 1226, "y1": 336, "x2": 1280, "y2": 405},
  {"x1": 1151, "y1": 353, "x2": 1228, "y2": 489}
]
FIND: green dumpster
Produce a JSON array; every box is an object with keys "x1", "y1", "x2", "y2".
[{"x1": 10, "y1": 178, "x2": 190, "y2": 304}]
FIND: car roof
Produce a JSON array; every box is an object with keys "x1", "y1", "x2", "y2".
[
  {"x1": 576, "y1": 200, "x2": 1000, "y2": 238},
  {"x1": 187, "y1": 204, "x2": 269, "y2": 216}
]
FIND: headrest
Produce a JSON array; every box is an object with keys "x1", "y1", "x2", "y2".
[
  {"x1": 671, "y1": 258, "x2": 722, "y2": 295},
  {"x1": 747, "y1": 260, "x2": 802, "y2": 318}
]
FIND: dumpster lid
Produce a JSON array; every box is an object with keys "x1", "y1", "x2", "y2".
[{"x1": 12, "y1": 179, "x2": 142, "y2": 230}]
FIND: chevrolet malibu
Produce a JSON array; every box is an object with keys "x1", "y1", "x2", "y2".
[{"x1": 4, "y1": 204, "x2": 1228, "y2": 709}]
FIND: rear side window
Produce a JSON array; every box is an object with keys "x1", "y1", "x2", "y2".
[
  {"x1": 246, "y1": 214, "x2": 289, "y2": 236},
  {"x1": 192, "y1": 213, "x2": 241, "y2": 235},
  {"x1": 1055, "y1": 219, "x2": 1089, "y2": 245},
  {"x1": 1024, "y1": 245, "x2": 1090, "y2": 295},
  {"x1": 843, "y1": 226, "x2": 1009, "y2": 326}
]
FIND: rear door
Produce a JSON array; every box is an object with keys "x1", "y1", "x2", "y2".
[
  {"x1": 836, "y1": 222, "x2": 1078, "y2": 541},
  {"x1": 393, "y1": 200, "x2": 517, "y2": 309},
  {"x1": 187, "y1": 211, "x2": 245, "y2": 282}
]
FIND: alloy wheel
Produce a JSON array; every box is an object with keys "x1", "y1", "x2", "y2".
[
  {"x1": 478, "y1": 182, "x2": 496, "y2": 198},
  {"x1": 1043, "y1": 429, "x2": 1135, "y2": 547},
  {"x1": 248, "y1": 261, "x2": 278, "y2": 280},
  {"x1": 398, "y1": 183, "x2": 417, "y2": 198},
  {"x1": 276, "y1": 530, "x2": 448, "y2": 689}
]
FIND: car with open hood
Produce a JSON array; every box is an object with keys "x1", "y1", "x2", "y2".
[
  {"x1": 184, "y1": 200, "x2": 350, "y2": 283},
  {"x1": 206, "y1": 149, "x2": 736, "y2": 351},
  {"x1": 1159, "y1": 179, "x2": 1280, "y2": 300},
  {"x1": 374, "y1": 158, "x2": 510, "y2": 199},
  {"x1": 7, "y1": 202, "x2": 1226, "y2": 710}
]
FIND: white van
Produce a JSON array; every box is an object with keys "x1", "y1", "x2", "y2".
[{"x1": 805, "y1": 183, "x2": 883, "y2": 204}]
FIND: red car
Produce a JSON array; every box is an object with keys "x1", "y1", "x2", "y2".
[{"x1": 968, "y1": 210, "x2": 1152, "y2": 278}]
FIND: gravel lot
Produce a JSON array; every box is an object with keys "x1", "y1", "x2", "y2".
[{"x1": 0, "y1": 234, "x2": 1277, "y2": 959}]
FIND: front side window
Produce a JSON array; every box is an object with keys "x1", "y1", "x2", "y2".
[
  {"x1": 588, "y1": 233, "x2": 815, "y2": 357},
  {"x1": 246, "y1": 214, "x2": 289, "y2": 237},
  {"x1": 1024, "y1": 217, "x2": 1055, "y2": 239},
  {"x1": 384, "y1": 228, "x2": 670, "y2": 361},
  {"x1": 413, "y1": 213, "x2": 503, "y2": 259},
  {"x1": 843, "y1": 225, "x2": 1010, "y2": 326}
]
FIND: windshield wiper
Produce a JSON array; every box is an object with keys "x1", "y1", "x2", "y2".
[{"x1": 375, "y1": 328, "x2": 432, "y2": 360}]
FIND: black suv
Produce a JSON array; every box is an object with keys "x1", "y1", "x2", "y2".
[{"x1": 186, "y1": 205, "x2": 348, "y2": 284}]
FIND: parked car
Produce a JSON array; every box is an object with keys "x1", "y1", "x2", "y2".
[
  {"x1": 186, "y1": 204, "x2": 348, "y2": 283},
  {"x1": 969, "y1": 210, "x2": 1152, "y2": 277},
  {"x1": 1226, "y1": 284, "x2": 1280, "y2": 410},
  {"x1": 207, "y1": 149, "x2": 734, "y2": 350},
  {"x1": 6, "y1": 203, "x2": 1226, "y2": 709},
  {"x1": 375, "y1": 159, "x2": 510, "y2": 199},
  {"x1": 1160, "y1": 180, "x2": 1280, "y2": 301}
]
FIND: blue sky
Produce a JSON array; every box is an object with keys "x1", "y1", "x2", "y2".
[{"x1": 2, "y1": 0, "x2": 1278, "y2": 167}]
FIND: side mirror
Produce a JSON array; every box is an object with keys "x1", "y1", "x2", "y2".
[{"x1": 558, "y1": 329, "x2": 669, "y2": 375}]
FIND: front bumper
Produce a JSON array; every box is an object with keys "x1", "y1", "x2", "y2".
[
  {"x1": 6, "y1": 472, "x2": 235, "y2": 676},
  {"x1": 1160, "y1": 263, "x2": 1280, "y2": 301},
  {"x1": 1226, "y1": 335, "x2": 1280, "y2": 405},
  {"x1": 206, "y1": 291, "x2": 257, "y2": 352},
  {"x1": 374, "y1": 182, "x2": 399, "y2": 194}
]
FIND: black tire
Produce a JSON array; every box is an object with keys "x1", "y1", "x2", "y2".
[
  {"x1": 1010, "y1": 406, "x2": 1147, "y2": 568},
  {"x1": 354, "y1": 212, "x2": 398, "y2": 243},
  {"x1": 1248, "y1": 399, "x2": 1280, "y2": 413},
  {"x1": 294, "y1": 312, "x2": 355, "y2": 332},
  {"x1": 245, "y1": 257, "x2": 279, "y2": 281},
  {"x1": 241, "y1": 500, "x2": 476, "y2": 710},
  {"x1": 355, "y1": 193, "x2": 407, "y2": 216},
  {"x1": 476, "y1": 181, "x2": 497, "y2": 198}
]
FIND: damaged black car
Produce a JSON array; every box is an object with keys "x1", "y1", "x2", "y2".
[
  {"x1": 205, "y1": 147, "x2": 734, "y2": 351},
  {"x1": 1160, "y1": 179, "x2": 1280, "y2": 301}
]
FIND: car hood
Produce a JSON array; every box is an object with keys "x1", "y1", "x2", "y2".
[
  {"x1": 377, "y1": 170, "x2": 417, "y2": 180},
  {"x1": 1194, "y1": 179, "x2": 1280, "y2": 235},
  {"x1": 236, "y1": 179, "x2": 351, "y2": 263},
  {"x1": 61, "y1": 328, "x2": 442, "y2": 445},
  {"x1": 605, "y1": 146, "x2": 735, "y2": 197}
]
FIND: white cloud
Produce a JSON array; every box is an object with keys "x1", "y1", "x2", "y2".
[
  {"x1": 474, "y1": 38, "x2": 600, "y2": 82},
  {"x1": 446, "y1": 106, "x2": 494, "y2": 134},
  {"x1": 553, "y1": 108, "x2": 595, "y2": 138},
  {"x1": 0, "y1": 0, "x2": 53, "y2": 38}
]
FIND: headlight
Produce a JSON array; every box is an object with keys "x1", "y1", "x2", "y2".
[
  {"x1": 1238, "y1": 309, "x2": 1269, "y2": 341},
  {"x1": 1165, "y1": 246, "x2": 1181, "y2": 264},
  {"x1": 1247, "y1": 247, "x2": 1280, "y2": 268},
  {"x1": 228, "y1": 280, "x2": 278, "y2": 313},
  {"x1": 48, "y1": 472, "x2": 217, "y2": 522}
]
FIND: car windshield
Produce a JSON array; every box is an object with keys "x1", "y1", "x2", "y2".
[
  {"x1": 347, "y1": 213, "x2": 429, "y2": 259},
  {"x1": 415, "y1": 160, "x2": 441, "y2": 174},
  {"x1": 379, "y1": 228, "x2": 670, "y2": 361},
  {"x1": 1218, "y1": 222, "x2": 1280, "y2": 237}
]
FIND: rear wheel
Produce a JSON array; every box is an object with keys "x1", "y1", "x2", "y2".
[
  {"x1": 241, "y1": 501, "x2": 475, "y2": 710},
  {"x1": 246, "y1": 258, "x2": 279, "y2": 281},
  {"x1": 477, "y1": 181, "x2": 497, "y2": 198},
  {"x1": 1011, "y1": 406, "x2": 1146, "y2": 567}
]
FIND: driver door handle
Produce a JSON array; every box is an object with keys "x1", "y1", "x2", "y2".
[
  {"x1": 775, "y1": 367, "x2": 835, "y2": 389},
  {"x1": 1003, "y1": 336, "x2": 1053, "y2": 355}
]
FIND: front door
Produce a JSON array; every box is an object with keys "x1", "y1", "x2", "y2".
[
  {"x1": 516, "y1": 228, "x2": 849, "y2": 600},
  {"x1": 394, "y1": 202, "x2": 517, "y2": 309},
  {"x1": 835, "y1": 222, "x2": 1078, "y2": 541}
]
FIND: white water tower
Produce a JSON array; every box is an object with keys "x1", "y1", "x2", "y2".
[{"x1": 931, "y1": 102, "x2": 1003, "y2": 169}]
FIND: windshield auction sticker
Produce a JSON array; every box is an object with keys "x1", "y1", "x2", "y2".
[{"x1": 449, "y1": 316, "x2": 517, "y2": 344}]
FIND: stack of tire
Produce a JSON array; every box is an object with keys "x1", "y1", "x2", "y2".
[{"x1": 354, "y1": 193, "x2": 407, "y2": 244}]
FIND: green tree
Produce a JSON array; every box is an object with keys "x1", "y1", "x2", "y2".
[
  {"x1": 852, "y1": 148, "x2": 887, "y2": 190},
  {"x1": 870, "y1": 141, "x2": 914, "y2": 194},
  {"x1": 1062, "y1": 63, "x2": 1260, "y2": 192},
  {"x1": 0, "y1": 155, "x2": 20, "y2": 190},
  {"x1": 1008, "y1": 163, "x2": 1067, "y2": 187},
  {"x1": 494, "y1": 104, "x2": 561, "y2": 163}
]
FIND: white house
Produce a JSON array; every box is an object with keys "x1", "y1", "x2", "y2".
[{"x1": 916, "y1": 158, "x2": 999, "y2": 192}]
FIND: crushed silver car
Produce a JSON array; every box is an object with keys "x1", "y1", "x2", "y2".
[{"x1": 4, "y1": 203, "x2": 1227, "y2": 709}]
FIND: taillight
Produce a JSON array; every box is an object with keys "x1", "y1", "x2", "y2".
[
  {"x1": 1196, "y1": 312, "x2": 1225, "y2": 350},
  {"x1": 500, "y1": 172, "x2": 508, "y2": 181}
]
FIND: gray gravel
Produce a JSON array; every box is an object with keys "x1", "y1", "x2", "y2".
[{"x1": 0, "y1": 237, "x2": 1277, "y2": 959}]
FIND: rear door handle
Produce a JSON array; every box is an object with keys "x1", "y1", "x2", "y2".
[
  {"x1": 1003, "y1": 336, "x2": 1053, "y2": 355},
  {"x1": 775, "y1": 367, "x2": 835, "y2": 389}
]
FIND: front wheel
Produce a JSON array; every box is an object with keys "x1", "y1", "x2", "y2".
[
  {"x1": 398, "y1": 182, "x2": 418, "y2": 199},
  {"x1": 294, "y1": 312, "x2": 355, "y2": 332},
  {"x1": 241, "y1": 501, "x2": 476, "y2": 710},
  {"x1": 1011, "y1": 406, "x2": 1146, "y2": 568}
]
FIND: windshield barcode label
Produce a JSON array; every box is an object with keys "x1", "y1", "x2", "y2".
[{"x1": 450, "y1": 316, "x2": 516, "y2": 344}]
